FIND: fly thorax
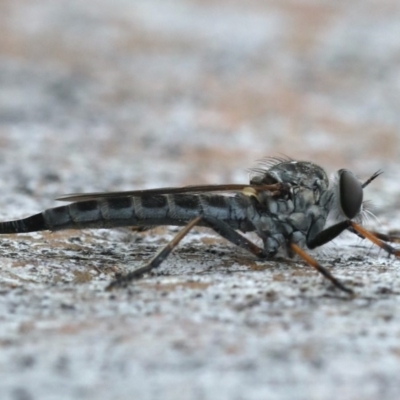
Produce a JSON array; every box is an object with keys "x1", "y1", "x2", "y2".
[{"x1": 288, "y1": 184, "x2": 332, "y2": 238}]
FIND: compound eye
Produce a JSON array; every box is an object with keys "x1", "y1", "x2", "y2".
[{"x1": 339, "y1": 169, "x2": 363, "y2": 219}]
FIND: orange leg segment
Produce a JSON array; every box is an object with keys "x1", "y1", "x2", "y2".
[
  {"x1": 350, "y1": 222, "x2": 400, "y2": 257},
  {"x1": 290, "y1": 243, "x2": 353, "y2": 294}
]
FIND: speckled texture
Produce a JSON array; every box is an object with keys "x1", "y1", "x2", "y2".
[{"x1": 1, "y1": 1, "x2": 400, "y2": 400}]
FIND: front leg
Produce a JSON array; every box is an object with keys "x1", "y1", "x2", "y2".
[
  {"x1": 368, "y1": 230, "x2": 400, "y2": 244},
  {"x1": 307, "y1": 220, "x2": 351, "y2": 249},
  {"x1": 307, "y1": 219, "x2": 400, "y2": 256},
  {"x1": 348, "y1": 222, "x2": 400, "y2": 256}
]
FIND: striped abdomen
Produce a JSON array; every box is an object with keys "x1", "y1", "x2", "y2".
[{"x1": 0, "y1": 194, "x2": 251, "y2": 234}]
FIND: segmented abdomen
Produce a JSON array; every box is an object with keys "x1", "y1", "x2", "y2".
[{"x1": 0, "y1": 194, "x2": 250, "y2": 234}]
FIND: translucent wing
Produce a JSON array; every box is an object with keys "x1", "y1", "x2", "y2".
[{"x1": 56, "y1": 183, "x2": 284, "y2": 202}]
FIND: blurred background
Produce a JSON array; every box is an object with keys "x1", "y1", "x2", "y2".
[
  {"x1": 1, "y1": 1, "x2": 400, "y2": 400},
  {"x1": 1, "y1": 0, "x2": 399, "y2": 206}
]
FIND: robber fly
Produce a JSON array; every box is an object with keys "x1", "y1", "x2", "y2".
[{"x1": 0, "y1": 157, "x2": 398, "y2": 293}]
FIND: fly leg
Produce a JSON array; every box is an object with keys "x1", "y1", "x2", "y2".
[
  {"x1": 349, "y1": 222, "x2": 400, "y2": 257},
  {"x1": 106, "y1": 217, "x2": 202, "y2": 290},
  {"x1": 107, "y1": 216, "x2": 267, "y2": 290},
  {"x1": 289, "y1": 243, "x2": 353, "y2": 294},
  {"x1": 209, "y1": 219, "x2": 351, "y2": 293},
  {"x1": 364, "y1": 230, "x2": 400, "y2": 244},
  {"x1": 190, "y1": 219, "x2": 351, "y2": 294},
  {"x1": 201, "y1": 216, "x2": 267, "y2": 259},
  {"x1": 304, "y1": 220, "x2": 400, "y2": 293},
  {"x1": 347, "y1": 225, "x2": 400, "y2": 245},
  {"x1": 307, "y1": 220, "x2": 400, "y2": 256},
  {"x1": 299, "y1": 220, "x2": 356, "y2": 293},
  {"x1": 307, "y1": 220, "x2": 351, "y2": 249}
]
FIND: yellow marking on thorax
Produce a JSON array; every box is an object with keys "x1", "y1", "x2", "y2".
[{"x1": 242, "y1": 187, "x2": 262, "y2": 203}]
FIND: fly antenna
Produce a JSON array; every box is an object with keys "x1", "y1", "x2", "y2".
[{"x1": 362, "y1": 170, "x2": 383, "y2": 189}]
